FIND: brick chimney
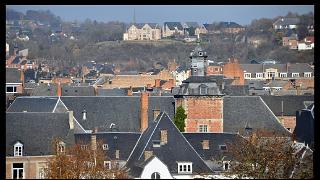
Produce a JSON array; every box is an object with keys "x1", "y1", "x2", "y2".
[
  {"x1": 160, "y1": 130, "x2": 168, "y2": 145},
  {"x1": 68, "y1": 111, "x2": 74, "y2": 130},
  {"x1": 155, "y1": 79, "x2": 161, "y2": 88},
  {"x1": 57, "y1": 82, "x2": 62, "y2": 96},
  {"x1": 144, "y1": 150, "x2": 153, "y2": 161},
  {"x1": 20, "y1": 69, "x2": 25, "y2": 87},
  {"x1": 140, "y1": 92, "x2": 149, "y2": 132},
  {"x1": 153, "y1": 108, "x2": 161, "y2": 121},
  {"x1": 91, "y1": 128, "x2": 97, "y2": 151},
  {"x1": 202, "y1": 140, "x2": 209, "y2": 150},
  {"x1": 169, "y1": 79, "x2": 174, "y2": 87},
  {"x1": 127, "y1": 86, "x2": 133, "y2": 96}
]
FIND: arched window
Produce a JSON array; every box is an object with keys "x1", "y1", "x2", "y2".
[
  {"x1": 14, "y1": 141, "x2": 23, "y2": 156},
  {"x1": 151, "y1": 172, "x2": 160, "y2": 179}
]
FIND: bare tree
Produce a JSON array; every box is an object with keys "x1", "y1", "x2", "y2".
[
  {"x1": 44, "y1": 138, "x2": 128, "y2": 179},
  {"x1": 225, "y1": 130, "x2": 313, "y2": 179}
]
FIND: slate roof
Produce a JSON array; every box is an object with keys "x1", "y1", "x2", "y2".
[
  {"x1": 6, "y1": 112, "x2": 74, "y2": 156},
  {"x1": 96, "y1": 88, "x2": 126, "y2": 96},
  {"x1": 7, "y1": 96, "x2": 59, "y2": 112},
  {"x1": 240, "y1": 63, "x2": 313, "y2": 74},
  {"x1": 126, "y1": 112, "x2": 213, "y2": 177},
  {"x1": 273, "y1": 17, "x2": 300, "y2": 26},
  {"x1": 59, "y1": 96, "x2": 175, "y2": 132},
  {"x1": 223, "y1": 96, "x2": 290, "y2": 136},
  {"x1": 164, "y1": 22, "x2": 183, "y2": 30},
  {"x1": 222, "y1": 85, "x2": 249, "y2": 96},
  {"x1": 260, "y1": 95, "x2": 314, "y2": 116},
  {"x1": 184, "y1": 22, "x2": 199, "y2": 28},
  {"x1": 183, "y1": 133, "x2": 245, "y2": 162},
  {"x1": 287, "y1": 63, "x2": 313, "y2": 73},
  {"x1": 12, "y1": 56, "x2": 20, "y2": 64},
  {"x1": 31, "y1": 83, "x2": 58, "y2": 96},
  {"x1": 24, "y1": 69, "x2": 37, "y2": 82},
  {"x1": 146, "y1": 23, "x2": 161, "y2": 29},
  {"x1": 61, "y1": 85, "x2": 96, "y2": 96},
  {"x1": 75, "y1": 132, "x2": 141, "y2": 160},
  {"x1": 6, "y1": 68, "x2": 21, "y2": 83}
]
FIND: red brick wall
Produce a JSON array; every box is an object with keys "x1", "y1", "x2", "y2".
[
  {"x1": 178, "y1": 97, "x2": 223, "y2": 133},
  {"x1": 279, "y1": 116, "x2": 296, "y2": 133},
  {"x1": 222, "y1": 59, "x2": 245, "y2": 85}
]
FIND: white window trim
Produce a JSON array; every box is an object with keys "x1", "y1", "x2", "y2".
[
  {"x1": 223, "y1": 161, "x2": 231, "y2": 170},
  {"x1": 304, "y1": 72, "x2": 312, "y2": 78},
  {"x1": 292, "y1": 73, "x2": 300, "y2": 78},
  {"x1": 279, "y1": 73, "x2": 287, "y2": 78},
  {"x1": 6, "y1": 85, "x2": 18, "y2": 93},
  {"x1": 199, "y1": 86, "x2": 207, "y2": 95},
  {"x1": 219, "y1": 145, "x2": 228, "y2": 151},
  {"x1": 255, "y1": 73, "x2": 263, "y2": 78},
  {"x1": 104, "y1": 161, "x2": 111, "y2": 170},
  {"x1": 198, "y1": 124, "x2": 208, "y2": 132},
  {"x1": 177, "y1": 162, "x2": 193, "y2": 174},
  {"x1": 12, "y1": 163, "x2": 24, "y2": 179},
  {"x1": 14, "y1": 141, "x2": 23, "y2": 157},
  {"x1": 151, "y1": 172, "x2": 161, "y2": 179},
  {"x1": 244, "y1": 73, "x2": 251, "y2": 79},
  {"x1": 57, "y1": 141, "x2": 66, "y2": 153},
  {"x1": 102, "y1": 144, "x2": 109, "y2": 150}
]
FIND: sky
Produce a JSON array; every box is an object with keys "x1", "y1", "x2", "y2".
[{"x1": 6, "y1": 5, "x2": 314, "y2": 25}]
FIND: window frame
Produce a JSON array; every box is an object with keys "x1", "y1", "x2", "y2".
[
  {"x1": 198, "y1": 124, "x2": 208, "y2": 132},
  {"x1": 151, "y1": 172, "x2": 161, "y2": 179},
  {"x1": 304, "y1": 72, "x2": 312, "y2": 78},
  {"x1": 104, "y1": 161, "x2": 111, "y2": 170},
  {"x1": 177, "y1": 162, "x2": 193, "y2": 174},
  {"x1": 244, "y1": 73, "x2": 251, "y2": 79},
  {"x1": 14, "y1": 141, "x2": 23, "y2": 157},
  {"x1": 279, "y1": 73, "x2": 287, "y2": 78},
  {"x1": 12, "y1": 163, "x2": 24, "y2": 179},
  {"x1": 219, "y1": 145, "x2": 228, "y2": 151},
  {"x1": 292, "y1": 73, "x2": 300, "y2": 78},
  {"x1": 255, "y1": 73, "x2": 263, "y2": 78},
  {"x1": 6, "y1": 85, "x2": 18, "y2": 93},
  {"x1": 102, "y1": 144, "x2": 109, "y2": 150}
]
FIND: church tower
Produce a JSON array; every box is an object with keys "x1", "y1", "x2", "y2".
[{"x1": 189, "y1": 41, "x2": 208, "y2": 76}]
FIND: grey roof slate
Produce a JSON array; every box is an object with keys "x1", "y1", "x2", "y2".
[
  {"x1": 164, "y1": 22, "x2": 183, "y2": 30},
  {"x1": 6, "y1": 68, "x2": 21, "y2": 83},
  {"x1": 6, "y1": 112, "x2": 74, "y2": 156},
  {"x1": 223, "y1": 96, "x2": 290, "y2": 136},
  {"x1": 184, "y1": 22, "x2": 199, "y2": 28},
  {"x1": 240, "y1": 63, "x2": 313, "y2": 74},
  {"x1": 96, "y1": 88, "x2": 126, "y2": 96},
  {"x1": 126, "y1": 112, "x2": 213, "y2": 177},
  {"x1": 60, "y1": 96, "x2": 175, "y2": 132},
  {"x1": 219, "y1": 22, "x2": 243, "y2": 28},
  {"x1": 260, "y1": 95, "x2": 314, "y2": 116},
  {"x1": 62, "y1": 85, "x2": 95, "y2": 96},
  {"x1": 75, "y1": 132, "x2": 141, "y2": 160},
  {"x1": 7, "y1": 96, "x2": 59, "y2": 112},
  {"x1": 273, "y1": 17, "x2": 300, "y2": 26},
  {"x1": 222, "y1": 85, "x2": 249, "y2": 96},
  {"x1": 31, "y1": 83, "x2": 58, "y2": 96}
]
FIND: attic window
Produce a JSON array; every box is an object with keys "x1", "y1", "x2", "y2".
[
  {"x1": 104, "y1": 161, "x2": 111, "y2": 170},
  {"x1": 219, "y1": 145, "x2": 227, "y2": 151},
  {"x1": 178, "y1": 162, "x2": 192, "y2": 174},
  {"x1": 102, "y1": 144, "x2": 109, "y2": 150},
  {"x1": 14, "y1": 141, "x2": 23, "y2": 156},
  {"x1": 81, "y1": 145, "x2": 88, "y2": 150},
  {"x1": 57, "y1": 141, "x2": 66, "y2": 153},
  {"x1": 199, "y1": 86, "x2": 207, "y2": 95}
]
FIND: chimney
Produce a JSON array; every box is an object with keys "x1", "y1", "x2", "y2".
[
  {"x1": 160, "y1": 130, "x2": 168, "y2": 145},
  {"x1": 57, "y1": 82, "x2": 62, "y2": 96},
  {"x1": 115, "y1": 150, "x2": 120, "y2": 159},
  {"x1": 144, "y1": 150, "x2": 153, "y2": 161},
  {"x1": 153, "y1": 108, "x2": 161, "y2": 121},
  {"x1": 68, "y1": 111, "x2": 74, "y2": 130},
  {"x1": 140, "y1": 92, "x2": 149, "y2": 132},
  {"x1": 91, "y1": 128, "x2": 97, "y2": 151},
  {"x1": 20, "y1": 69, "x2": 24, "y2": 86},
  {"x1": 155, "y1": 79, "x2": 161, "y2": 88},
  {"x1": 169, "y1": 79, "x2": 174, "y2": 87},
  {"x1": 127, "y1": 86, "x2": 133, "y2": 96},
  {"x1": 202, "y1": 140, "x2": 209, "y2": 150},
  {"x1": 82, "y1": 109, "x2": 87, "y2": 120}
]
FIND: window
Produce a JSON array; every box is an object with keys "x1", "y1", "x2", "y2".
[
  {"x1": 267, "y1": 72, "x2": 276, "y2": 78},
  {"x1": 152, "y1": 140, "x2": 161, "y2": 148},
  {"x1": 287, "y1": 128, "x2": 291, "y2": 132},
  {"x1": 12, "y1": 163, "x2": 24, "y2": 179},
  {"x1": 280, "y1": 73, "x2": 287, "y2": 78},
  {"x1": 198, "y1": 52, "x2": 203, "y2": 56},
  {"x1": 14, "y1": 142, "x2": 23, "y2": 156},
  {"x1": 151, "y1": 172, "x2": 160, "y2": 179},
  {"x1": 57, "y1": 141, "x2": 65, "y2": 153},
  {"x1": 219, "y1": 145, "x2": 227, "y2": 151},
  {"x1": 199, "y1": 125, "x2": 208, "y2": 132},
  {"x1": 104, "y1": 161, "x2": 111, "y2": 170},
  {"x1": 244, "y1": 73, "x2": 251, "y2": 79},
  {"x1": 292, "y1": 73, "x2": 300, "y2": 78},
  {"x1": 255, "y1": 73, "x2": 263, "y2": 78},
  {"x1": 81, "y1": 145, "x2": 88, "y2": 150},
  {"x1": 178, "y1": 162, "x2": 192, "y2": 174},
  {"x1": 6, "y1": 86, "x2": 17, "y2": 93},
  {"x1": 199, "y1": 86, "x2": 207, "y2": 95},
  {"x1": 102, "y1": 144, "x2": 109, "y2": 150},
  {"x1": 304, "y1": 72, "x2": 312, "y2": 78},
  {"x1": 223, "y1": 161, "x2": 230, "y2": 170}
]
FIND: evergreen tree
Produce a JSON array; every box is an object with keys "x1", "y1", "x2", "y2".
[{"x1": 174, "y1": 105, "x2": 187, "y2": 132}]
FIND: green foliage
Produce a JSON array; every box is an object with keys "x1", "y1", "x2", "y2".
[{"x1": 174, "y1": 105, "x2": 187, "y2": 132}]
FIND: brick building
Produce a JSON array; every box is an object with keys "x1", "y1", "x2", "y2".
[{"x1": 222, "y1": 58, "x2": 245, "y2": 85}]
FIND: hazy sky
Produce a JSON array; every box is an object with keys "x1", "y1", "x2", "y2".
[{"x1": 7, "y1": 5, "x2": 314, "y2": 25}]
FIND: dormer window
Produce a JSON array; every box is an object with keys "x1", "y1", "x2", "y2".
[
  {"x1": 199, "y1": 85, "x2": 207, "y2": 95},
  {"x1": 14, "y1": 141, "x2": 23, "y2": 156},
  {"x1": 178, "y1": 162, "x2": 193, "y2": 174},
  {"x1": 219, "y1": 145, "x2": 227, "y2": 151},
  {"x1": 198, "y1": 52, "x2": 203, "y2": 56},
  {"x1": 82, "y1": 110, "x2": 87, "y2": 120},
  {"x1": 292, "y1": 73, "x2": 300, "y2": 78},
  {"x1": 244, "y1": 73, "x2": 251, "y2": 79}
]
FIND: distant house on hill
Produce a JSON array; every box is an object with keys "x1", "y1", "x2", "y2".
[
  {"x1": 273, "y1": 17, "x2": 300, "y2": 30},
  {"x1": 219, "y1": 22, "x2": 245, "y2": 34},
  {"x1": 123, "y1": 23, "x2": 161, "y2": 41},
  {"x1": 162, "y1": 22, "x2": 184, "y2": 38}
]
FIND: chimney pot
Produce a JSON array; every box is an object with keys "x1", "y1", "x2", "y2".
[{"x1": 202, "y1": 140, "x2": 209, "y2": 150}]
